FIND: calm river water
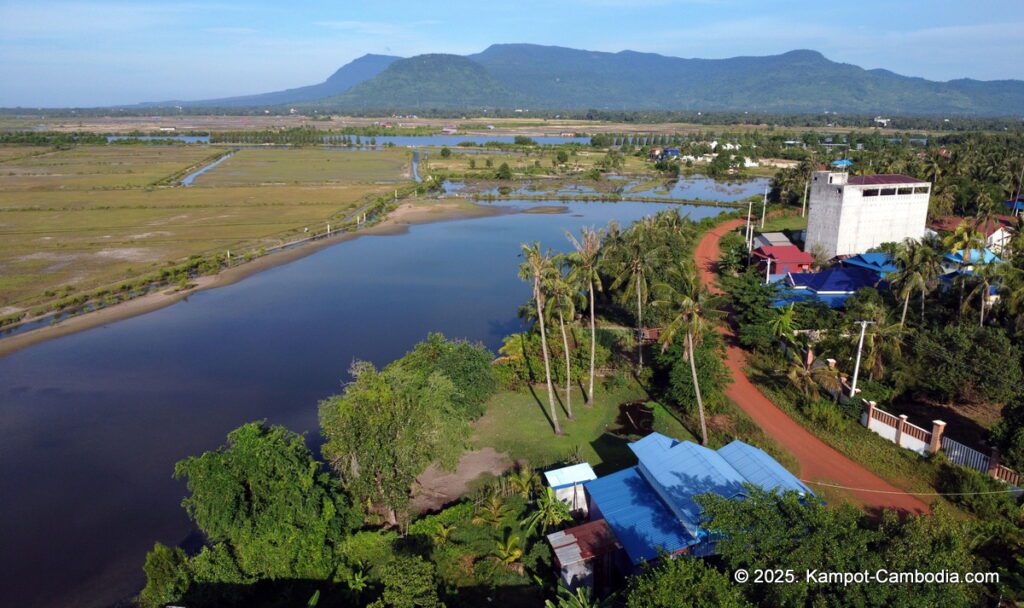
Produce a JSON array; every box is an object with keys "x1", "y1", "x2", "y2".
[{"x1": 0, "y1": 199, "x2": 726, "y2": 608}]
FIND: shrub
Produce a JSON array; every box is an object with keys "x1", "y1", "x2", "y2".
[{"x1": 935, "y1": 463, "x2": 1019, "y2": 520}]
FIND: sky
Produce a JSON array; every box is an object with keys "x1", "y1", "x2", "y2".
[{"x1": 2, "y1": 0, "x2": 1023, "y2": 107}]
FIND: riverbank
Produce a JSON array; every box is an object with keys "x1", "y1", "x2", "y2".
[{"x1": 0, "y1": 199, "x2": 500, "y2": 358}]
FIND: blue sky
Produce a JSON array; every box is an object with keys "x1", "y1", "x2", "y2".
[{"x1": 2, "y1": 0, "x2": 1023, "y2": 107}]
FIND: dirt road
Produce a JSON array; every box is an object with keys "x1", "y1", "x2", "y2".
[{"x1": 696, "y1": 218, "x2": 929, "y2": 514}]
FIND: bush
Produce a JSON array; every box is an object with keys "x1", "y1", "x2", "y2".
[
  {"x1": 802, "y1": 400, "x2": 846, "y2": 433},
  {"x1": 935, "y1": 463, "x2": 1019, "y2": 520}
]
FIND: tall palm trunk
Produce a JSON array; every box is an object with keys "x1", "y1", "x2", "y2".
[
  {"x1": 900, "y1": 292, "x2": 910, "y2": 328},
  {"x1": 558, "y1": 310, "x2": 573, "y2": 420},
  {"x1": 587, "y1": 280, "x2": 596, "y2": 406},
  {"x1": 636, "y1": 274, "x2": 644, "y2": 368},
  {"x1": 687, "y1": 331, "x2": 708, "y2": 446},
  {"x1": 980, "y1": 282, "x2": 987, "y2": 327},
  {"x1": 534, "y1": 281, "x2": 561, "y2": 435}
]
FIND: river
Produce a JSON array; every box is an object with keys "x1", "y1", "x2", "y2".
[{"x1": 0, "y1": 199, "x2": 727, "y2": 608}]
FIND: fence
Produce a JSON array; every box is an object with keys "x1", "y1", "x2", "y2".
[{"x1": 861, "y1": 401, "x2": 1021, "y2": 489}]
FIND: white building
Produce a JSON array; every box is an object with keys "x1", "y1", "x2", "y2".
[
  {"x1": 805, "y1": 171, "x2": 931, "y2": 259},
  {"x1": 543, "y1": 463, "x2": 596, "y2": 515}
]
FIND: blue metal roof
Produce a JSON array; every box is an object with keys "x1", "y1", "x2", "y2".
[
  {"x1": 544, "y1": 463, "x2": 597, "y2": 490},
  {"x1": 1006, "y1": 200, "x2": 1024, "y2": 212},
  {"x1": 584, "y1": 467, "x2": 697, "y2": 564},
  {"x1": 943, "y1": 249, "x2": 1001, "y2": 265},
  {"x1": 772, "y1": 289, "x2": 851, "y2": 308},
  {"x1": 788, "y1": 267, "x2": 880, "y2": 294},
  {"x1": 717, "y1": 440, "x2": 813, "y2": 495},
  {"x1": 841, "y1": 253, "x2": 897, "y2": 277},
  {"x1": 831, "y1": 159, "x2": 853, "y2": 167}
]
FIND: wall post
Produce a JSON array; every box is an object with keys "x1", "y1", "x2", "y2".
[
  {"x1": 929, "y1": 420, "x2": 946, "y2": 455},
  {"x1": 896, "y1": 414, "x2": 908, "y2": 448},
  {"x1": 863, "y1": 400, "x2": 876, "y2": 428},
  {"x1": 988, "y1": 447, "x2": 1001, "y2": 479}
]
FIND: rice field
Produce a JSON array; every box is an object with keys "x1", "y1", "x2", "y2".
[{"x1": 0, "y1": 145, "x2": 411, "y2": 309}]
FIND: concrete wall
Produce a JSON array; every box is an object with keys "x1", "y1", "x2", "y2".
[{"x1": 806, "y1": 171, "x2": 930, "y2": 259}]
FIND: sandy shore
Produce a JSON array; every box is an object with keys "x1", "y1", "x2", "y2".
[{"x1": 0, "y1": 200, "x2": 503, "y2": 359}]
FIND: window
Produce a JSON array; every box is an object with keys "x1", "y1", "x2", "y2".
[
  {"x1": 880, "y1": 188, "x2": 896, "y2": 196},
  {"x1": 862, "y1": 188, "x2": 879, "y2": 197},
  {"x1": 897, "y1": 187, "x2": 913, "y2": 195},
  {"x1": 914, "y1": 186, "x2": 930, "y2": 194}
]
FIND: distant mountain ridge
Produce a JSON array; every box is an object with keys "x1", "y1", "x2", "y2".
[{"x1": 151, "y1": 44, "x2": 1024, "y2": 116}]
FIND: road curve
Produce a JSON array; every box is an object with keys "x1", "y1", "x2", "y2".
[{"x1": 696, "y1": 218, "x2": 929, "y2": 514}]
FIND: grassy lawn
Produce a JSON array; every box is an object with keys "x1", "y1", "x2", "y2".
[
  {"x1": 472, "y1": 381, "x2": 696, "y2": 475},
  {"x1": 759, "y1": 211, "x2": 808, "y2": 232},
  {"x1": 191, "y1": 148, "x2": 410, "y2": 186}
]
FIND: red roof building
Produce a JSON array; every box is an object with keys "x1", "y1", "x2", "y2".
[
  {"x1": 751, "y1": 245, "x2": 814, "y2": 274},
  {"x1": 929, "y1": 215, "x2": 1017, "y2": 252}
]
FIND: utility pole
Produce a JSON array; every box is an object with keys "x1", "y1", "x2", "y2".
[
  {"x1": 849, "y1": 320, "x2": 874, "y2": 398},
  {"x1": 760, "y1": 186, "x2": 768, "y2": 229},
  {"x1": 801, "y1": 180, "x2": 810, "y2": 218},
  {"x1": 745, "y1": 199, "x2": 754, "y2": 258},
  {"x1": 765, "y1": 258, "x2": 772, "y2": 284}
]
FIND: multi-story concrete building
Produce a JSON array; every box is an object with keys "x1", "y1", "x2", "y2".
[{"x1": 805, "y1": 171, "x2": 931, "y2": 259}]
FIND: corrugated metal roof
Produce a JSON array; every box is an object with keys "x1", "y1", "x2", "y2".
[
  {"x1": 943, "y1": 249, "x2": 1001, "y2": 265},
  {"x1": 717, "y1": 440, "x2": 813, "y2": 495},
  {"x1": 584, "y1": 467, "x2": 697, "y2": 564},
  {"x1": 788, "y1": 267, "x2": 880, "y2": 294},
  {"x1": 545, "y1": 463, "x2": 598, "y2": 489},
  {"x1": 841, "y1": 253, "x2": 897, "y2": 276},
  {"x1": 547, "y1": 519, "x2": 620, "y2": 566},
  {"x1": 846, "y1": 174, "x2": 926, "y2": 185}
]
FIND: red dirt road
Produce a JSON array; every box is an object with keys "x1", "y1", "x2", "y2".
[{"x1": 696, "y1": 218, "x2": 929, "y2": 514}]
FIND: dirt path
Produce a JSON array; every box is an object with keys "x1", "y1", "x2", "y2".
[
  {"x1": 411, "y1": 448, "x2": 513, "y2": 513},
  {"x1": 696, "y1": 218, "x2": 929, "y2": 514}
]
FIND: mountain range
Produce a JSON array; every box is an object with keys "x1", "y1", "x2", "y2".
[{"x1": 145, "y1": 44, "x2": 1024, "y2": 116}]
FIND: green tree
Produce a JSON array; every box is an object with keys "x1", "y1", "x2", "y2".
[
  {"x1": 439, "y1": 146, "x2": 451, "y2": 158},
  {"x1": 625, "y1": 555, "x2": 750, "y2": 608},
  {"x1": 496, "y1": 162, "x2": 513, "y2": 180},
  {"x1": 522, "y1": 487, "x2": 572, "y2": 534},
  {"x1": 610, "y1": 218, "x2": 666, "y2": 368},
  {"x1": 566, "y1": 227, "x2": 604, "y2": 405},
  {"x1": 138, "y1": 543, "x2": 191, "y2": 608},
  {"x1": 654, "y1": 261, "x2": 723, "y2": 445},
  {"x1": 320, "y1": 363, "x2": 465, "y2": 524},
  {"x1": 520, "y1": 243, "x2": 562, "y2": 434},
  {"x1": 173, "y1": 422, "x2": 360, "y2": 579}
]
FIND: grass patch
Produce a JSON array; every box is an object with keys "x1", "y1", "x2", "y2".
[
  {"x1": 758, "y1": 212, "x2": 808, "y2": 233},
  {"x1": 472, "y1": 382, "x2": 661, "y2": 474}
]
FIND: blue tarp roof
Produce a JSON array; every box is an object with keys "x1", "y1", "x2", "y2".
[
  {"x1": 944, "y1": 249, "x2": 1001, "y2": 265},
  {"x1": 1006, "y1": 200, "x2": 1024, "y2": 212},
  {"x1": 788, "y1": 266, "x2": 880, "y2": 294},
  {"x1": 586, "y1": 434, "x2": 813, "y2": 564},
  {"x1": 584, "y1": 467, "x2": 697, "y2": 564},
  {"x1": 831, "y1": 159, "x2": 853, "y2": 166},
  {"x1": 841, "y1": 253, "x2": 897, "y2": 276}
]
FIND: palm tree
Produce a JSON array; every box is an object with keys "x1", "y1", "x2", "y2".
[
  {"x1": 522, "y1": 487, "x2": 572, "y2": 535},
  {"x1": 472, "y1": 494, "x2": 509, "y2": 529},
  {"x1": 783, "y1": 348, "x2": 842, "y2": 403},
  {"x1": 768, "y1": 303, "x2": 798, "y2": 344},
  {"x1": 963, "y1": 262, "x2": 1000, "y2": 327},
  {"x1": 566, "y1": 227, "x2": 603, "y2": 406},
  {"x1": 892, "y1": 238, "x2": 943, "y2": 327},
  {"x1": 653, "y1": 261, "x2": 723, "y2": 445},
  {"x1": 944, "y1": 221, "x2": 986, "y2": 268},
  {"x1": 507, "y1": 464, "x2": 539, "y2": 500},
  {"x1": 545, "y1": 586, "x2": 602, "y2": 608},
  {"x1": 610, "y1": 219, "x2": 665, "y2": 368},
  {"x1": 491, "y1": 532, "x2": 525, "y2": 575},
  {"x1": 547, "y1": 260, "x2": 577, "y2": 420},
  {"x1": 520, "y1": 243, "x2": 561, "y2": 435}
]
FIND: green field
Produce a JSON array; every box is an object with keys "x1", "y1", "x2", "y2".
[
  {"x1": 0, "y1": 145, "x2": 411, "y2": 311},
  {"x1": 0, "y1": 145, "x2": 217, "y2": 190},
  {"x1": 191, "y1": 147, "x2": 410, "y2": 186}
]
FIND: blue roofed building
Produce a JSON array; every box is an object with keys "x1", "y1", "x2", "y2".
[
  {"x1": 773, "y1": 266, "x2": 882, "y2": 308},
  {"x1": 840, "y1": 252, "x2": 898, "y2": 278},
  {"x1": 943, "y1": 248, "x2": 1001, "y2": 269},
  {"x1": 565, "y1": 434, "x2": 811, "y2": 572}
]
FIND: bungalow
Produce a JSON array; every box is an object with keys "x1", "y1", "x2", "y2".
[
  {"x1": 774, "y1": 266, "x2": 882, "y2": 308},
  {"x1": 930, "y1": 216, "x2": 1016, "y2": 253},
  {"x1": 840, "y1": 252, "x2": 898, "y2": 279},
  {"x1": 547, "y1": 433, "x2": 811, "y2": 590},
  {"x1": 751, "y1": 245, "x2": 814, "y2": 275}
]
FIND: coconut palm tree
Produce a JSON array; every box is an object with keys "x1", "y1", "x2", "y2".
[
  {"x1": 944, "y1": 220, "x2": 986, "y2": 267},
  {"x1": 768, "y1": 303, "x2": 798, "y2": 345},
  {"x1": 522, "y1": 487, "x2": 572, "y2": 535},
  {"x1": 610, "y1": 219, "x2": 666, "y2": 369},
  {"x1": 472, "y1": 494, "x2": 509, "y2": 529},
  {"x1": 783, "y1": 348, "x2": 842, "y2": 403},
  {"x1": 892, "y1": 238, "x2": 943, "y2": 327},
  {"x1": 507, "y1": 464, "x2": 539, "y2": 500},
  {"x1": 566, "y1": 227, "x2": 603, "y2": 406},
  {"x1": 653, "y1": 261, "x2": 723, "y2": 446},
  {"x1": 963, "y1": 261, "x2": 1000, "y2": 327},
  {"x1": 519, "y1": 243, "x2": 561, "y2": 435},
  {"x1": 547, "y1": 259, "x2": 577, "y2": 420},
  {"x1": 491, "y1": 533, "x2": 525, "y2": 575}
]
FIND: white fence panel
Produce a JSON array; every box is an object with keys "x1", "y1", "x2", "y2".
[{"x1": 941, "y1": 436, "x2": 990, "y2": 474}]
